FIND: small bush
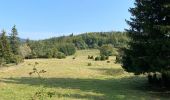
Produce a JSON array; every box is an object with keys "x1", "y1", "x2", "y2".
[
  {"x1": 95, "y1": 56, "x2": 100, "y2": 61},
  {"x1": 87, "y1": 62, "x2": 92, "y2": 66},
  {"x1": 90, "y1": 56, "x2": 94, "y2": 59},
  {"x1": 45, "y1": 52, "x2": 53, "y2": 58},
  {"x1": 100, "y1": 44, "x2": 114, "y2": 56},
  {"x1": 10, "y1": 55, "x2": 24, "y2": 65},
  {"x1": 88, "y1": 55, "x2": 91, "y2": 59},
  {"x1": 100, "y1": 55, "x2": 106, "y2": 61},
  {"x1": 55, "y1": 52, "x2": 66, "y2": 59},
  {"x1": 88, "y1": 55, "x2": 94, "y2": 59},
  {"x1": 106, "y1": 56, "x2": 109, "y2": 60},
  {"x1": 107, "y1": 61, "x2": 110, "y2": 63}
]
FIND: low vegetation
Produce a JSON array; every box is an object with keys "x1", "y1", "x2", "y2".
[{"x1": 0, "y1": 50, "x2": 169, "y2": 100}]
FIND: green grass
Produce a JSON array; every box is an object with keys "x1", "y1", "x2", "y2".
[{"x1": 0, "y1": 49, "x2": 169, "y2": 100}]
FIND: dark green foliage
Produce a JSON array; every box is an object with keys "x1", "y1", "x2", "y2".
[
  {"x1": 55, "y1": 52, "x2": 66, "y2": 59},
  {"x1": 28, "y1": 32, "x2": 129, "y2": 59},
  {"x1": 0, "y1": 28, "x2": 23, "y2": 65},
  {"x1": 122, "y1": 0, "x2": 170, "y2": 86},
  {"x1": 115, "y1": 48, "x2": 124, "y2": 64},
  {"x1": 10, "y1": 25, "x2": 20, "y2": 55},
  {"x1": 105, "y1": 56, "x2": 109, "y2": 60},
  {"x1": 88, "y1": 55, "x2": 94, "y2": 59},
  {"x1": 94, "y1": 55, "x2": 109, "y2": 61},
  {"x1": 0, "y1": 30, "x2": 13, "y2": 64},
  {"x1": 45, "y1": 52, "x2": 53, "y2": 58},
  {"x1": 29, "y1": 50, "x2": 37, "y2": 59},
  {"x1": 147, "y1": 72, "x2": 170, "y2": 88},
  {"x1": 100, "y1": 44, "x2": 114, "y2": 56},
  {"x1": 107, "y1": 61, "x2": 110, "y2": 63},
  {"x1": 123, "y1": 0, "x2": 170, "y2": 74},
  {"x1": 100, "y1": 55, "x2": 106, "y2": 61},
  {"x1": 87, "y1": 62, "x2": 92, "y2": 66},
  {"x1": 95, "y1": 56, "x2": 100, "y2": 61},
  {"x1": 58, "y1": 44, "x2": 76, "y2": 56},
  {"x1": 73, "y1": 37, "x2": 87, "y2": 49},
  {"x1": 11, "y1": 55, "x2": 24, "y2": 65}
]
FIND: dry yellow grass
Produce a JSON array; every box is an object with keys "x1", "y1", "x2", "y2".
[{"x1": 0, "y1": 49, "x2": 169, "y2": 100}]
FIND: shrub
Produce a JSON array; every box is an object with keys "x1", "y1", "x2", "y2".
[
  {"x1": 55, "y1": 52, "x2": 66, "y2": 59},
  {"x1": 88, "y1": 55, "x2": 94, "y2": 59},
  {"x1": 95, "y1": 56, "x2": 100, "y2": 61},
  {"x1": 45, "y1": 52, "x2": 53, "y2": 58},
  {"x1": 87, "y1": 62, "x2": 92, "y2": 66},
  {"x1": 88, "y1": 55, "x2": 91, "y2": 59},
  {"x1": 100, "y1": 44, "x2": 114, "y2": 56},
  {"x1": 106, "y1": 56, "x2": 109, "y2": 60},
  {"x1": 100, "y1": 55, "x2": 106, "y2": 61},
  {"x1": 90, "y1": 56, "x2": 94, "y2": 59},
  {"x1": 11, "y1": 55, "x2": 24, "y2": 65},
  {"x1": 107, "y1": 61, "x2": 110, "y2": 63},
  {"x1": 19, "y1": 44, "x2": 32, "y2": 58}
]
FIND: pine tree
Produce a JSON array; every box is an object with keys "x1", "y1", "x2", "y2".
[
  {"x1": 10, "y1": 25, "x2": 20, "y2": 55},
  {"x1": 0, "y1": 30, "x2": 12, "y2": 63},
  {"x1": 0, "y1": 37, "x2": 4, "y2": 66},
  {"x1": 122, "y1": 0, "x2": 170, "y2": 85}
]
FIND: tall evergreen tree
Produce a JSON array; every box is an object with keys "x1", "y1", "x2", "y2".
[
  {"x1": 122, "y1": 0, "x2": 170, "y2": 84},
  {"x1": 0, "y1": 30, "x2": 12, "y2": 63},
  {"x1": 10, "y1": 25, "x2": 19, "y2": 55}
]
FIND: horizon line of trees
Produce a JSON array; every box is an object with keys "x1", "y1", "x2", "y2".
[
  {"x1": 27, "y1": 31, "x2": 129, "y2": 58},
  {"x1": 0, "y1": 25, "x2": 130, "y2": 65}
]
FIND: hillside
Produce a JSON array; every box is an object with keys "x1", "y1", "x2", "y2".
[
  {"x1": 27, "y1": 32, "x2": 129, "y2": 58},
  {"x1": 0, "y1": 50, "x2": 169, "y2": 100}
]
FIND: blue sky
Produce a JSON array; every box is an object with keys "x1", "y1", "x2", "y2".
[{"x1": 0, "y1": 0, "x2": 134, "y2": 40}]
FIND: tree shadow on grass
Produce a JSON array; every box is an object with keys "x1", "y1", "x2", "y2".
[
  {"x1": 1, "y1": 76, "x2": 170, "y2": 100},
  {"x1": 89, "y1": 68, "x2": 125, "y2": 76}
]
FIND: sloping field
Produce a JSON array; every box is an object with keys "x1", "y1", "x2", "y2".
[{"x1": 0, "y1": 50, "x2": 169, "y2": 100}]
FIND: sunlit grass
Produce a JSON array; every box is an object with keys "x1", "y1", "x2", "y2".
[{"x1": 0, "y1": 49, "x2": 169, "y2": 100}]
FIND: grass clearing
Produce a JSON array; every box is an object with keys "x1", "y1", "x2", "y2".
[{"x1": 0, "y1": 49, "x2": 169, "y2": 100}]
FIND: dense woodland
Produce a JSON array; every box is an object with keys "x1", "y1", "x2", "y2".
[{"x1": 27, "y1": 31, "x2": 129, "y2": 59}]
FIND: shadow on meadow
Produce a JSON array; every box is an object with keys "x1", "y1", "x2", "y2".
[
  {"x1": 89, "y1": 68, "x2": 125, "y2": 76},
  {"x1": 1, "y1": 74, "x2": 170, "y2": 100}
]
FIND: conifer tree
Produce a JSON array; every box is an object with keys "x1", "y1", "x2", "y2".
[
  {"x1": 0, "y1": 30, "x2": 12, "y2": 63},
  {"x1": 122, "y1": 0, "x2": 170, "y2": 83},
  {"x1": 10, "y1": 25, "x2": 19, "y2": 55}
]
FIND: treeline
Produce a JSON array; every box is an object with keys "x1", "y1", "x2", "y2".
[
  {"x1": 0, "y1": 25, "x2": 129, "y2": 64},
  {"x1": 27, "y1": 32, "x2": 129, "y2": 58}
]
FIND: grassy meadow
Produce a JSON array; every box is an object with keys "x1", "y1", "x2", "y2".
[{"x1": 0, "y1": 49, "x2": 169, "y2": 100}]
